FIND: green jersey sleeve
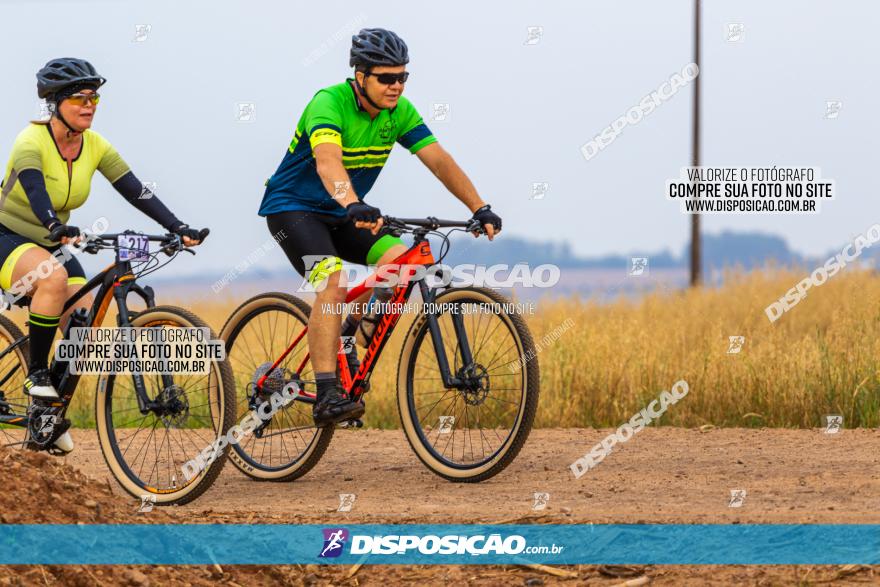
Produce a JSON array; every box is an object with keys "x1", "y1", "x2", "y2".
[
  {"x1": 303, "y1": 89, "x2": 344, "y2": 150},
  {"x1": 11, "y1": 134, "x2": 43, "y2": 172},
  {"x1": 91, "y1": 131, "x2": 131, "y2": 183},
  {"x1": 395, "y1": 96, "x2": 437, "y2": 154}
]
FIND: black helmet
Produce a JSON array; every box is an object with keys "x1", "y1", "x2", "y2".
[
  {"x1": 36, "y1": 58, "x2": 106, "y2": 100},
  {"x1": 350, "y1": 28, "x2": 409, "y2": 69}
]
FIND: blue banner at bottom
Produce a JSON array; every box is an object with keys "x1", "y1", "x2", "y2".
[{"x1": 0, "y1": 524, "x2": 877, "y2": 565}]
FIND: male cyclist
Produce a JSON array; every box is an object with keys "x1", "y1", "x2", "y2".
[
  {"x1": 259, "y1": 28, "x2": 502, "y2": 426},
  {"x1": 0, "y1": 58, "x2": 205, "y2": 453}
]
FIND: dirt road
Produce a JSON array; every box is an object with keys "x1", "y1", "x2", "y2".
[
  {"x1": 49, "y1": 427, "x2": 880, "y2": 585},
  {"x1": 66, "y1": 427, "x2": 880, "y2": 524}
]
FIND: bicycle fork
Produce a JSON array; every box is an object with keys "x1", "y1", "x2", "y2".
[
  {"x1": 419, "y1": 281, "x2": 474, "y2": 390},
  {"x1": 111, "y1": 280, "x2": 163, "y2": 414}
]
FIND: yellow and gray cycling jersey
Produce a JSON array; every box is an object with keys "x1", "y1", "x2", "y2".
[{"x1": 0, "y1": 122, "x2": 130, "y2": 246}]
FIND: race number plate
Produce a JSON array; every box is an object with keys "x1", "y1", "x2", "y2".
[{"x1": 117, "y1": 234, "x2": 150, "y2": 262}]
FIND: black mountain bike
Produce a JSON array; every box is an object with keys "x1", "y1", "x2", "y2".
[{"x1": 0, "y1": 230, "x2": 235, "y2": 505}]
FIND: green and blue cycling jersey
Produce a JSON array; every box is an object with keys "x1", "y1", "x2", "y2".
[{"x1": 258, "y1": 79, "x2": 437, "y2": 218}]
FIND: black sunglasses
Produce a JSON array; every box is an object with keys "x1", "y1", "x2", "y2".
[{"x1": 366, "y1": 71, "x2": 410, "y2": 85}]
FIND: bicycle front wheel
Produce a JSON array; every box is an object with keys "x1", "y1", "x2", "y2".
[
  {"x1": 397, "y1": 286, "x2": 540, "y2": 482},
  {"x1": 95, "y1": 306, "x2": 236, "y2": 505}
]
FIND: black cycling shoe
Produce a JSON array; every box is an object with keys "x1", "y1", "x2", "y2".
[{"x1": 313, "y1": 380, "x2": 365, "y2": 427}]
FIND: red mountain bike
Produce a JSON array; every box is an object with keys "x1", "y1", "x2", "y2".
[{"x1": 219, "y1": 216, "x2": 539, "y2": 482}]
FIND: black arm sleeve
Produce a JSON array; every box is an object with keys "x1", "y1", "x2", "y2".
[
  {"x1": 112, "y1": 171, "x2": 182, "y2": 231},
  {"x1": 18, "y1": 169, "x2": 60, "y2": 228}
]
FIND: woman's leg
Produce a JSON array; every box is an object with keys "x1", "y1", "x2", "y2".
[
  {"x1": 61, "y1": 283, "x2": 92, "y2": 328},
  {"x1": 3, "y1": 245, "x2": 69, "y2": 396},
  {"x1": 0, "y1": 239, "x2": 84, "y2": 453},
  {"x1": 58, "y1": 255, "x2": 91, "y2": 330}
]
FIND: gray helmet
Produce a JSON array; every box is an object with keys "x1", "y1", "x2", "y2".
[
  {"x1": 349, "y1": 28, "x2": 409, "y2": 69},
  {"x1": 36, "y1": 58, "x2": 106, "y2": 100}
]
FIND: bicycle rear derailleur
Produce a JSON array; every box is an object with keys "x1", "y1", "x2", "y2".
[
  {"x1": 249, "y1": 363, "x2": 301, "y2": 438},
  {"x1": 25, "y1": 401, "x2": 70, "y2": 453}
]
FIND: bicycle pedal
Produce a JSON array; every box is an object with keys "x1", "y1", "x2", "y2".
[{"x1": 338, "y1": 418, "x2": 363, "y2": 429}]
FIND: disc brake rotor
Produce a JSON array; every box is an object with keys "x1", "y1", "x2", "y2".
[
  {"x1": 459, "y1": 363, "x2": 490, "y2": 406},
  {"x1": 156, "y1": 384, "x2": 189, "y2": 428}
]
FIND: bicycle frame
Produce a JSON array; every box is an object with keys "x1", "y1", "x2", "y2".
[
  {"x1": 52, "y1": 259, "x2": 159, "y2": 407},
  {"x1": 0, "y1": 243, "x2": 164, "y2": 428},
  {"x1": 256, "y1": 231, "x2": 476, "y2": 403}
]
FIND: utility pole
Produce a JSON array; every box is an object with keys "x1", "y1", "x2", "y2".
[{"x1": 690, "y1": 0, "x2": 702, "y2": 287}]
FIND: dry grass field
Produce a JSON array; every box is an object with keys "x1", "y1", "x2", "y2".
[{"x1": 9, "y1": 267, "x2": 875, "y2": 429}]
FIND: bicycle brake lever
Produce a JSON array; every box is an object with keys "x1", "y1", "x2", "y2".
[
  {"x1": 75, "y1": 231, "x2": 107, "y2": 255},
  {"x1": 168, "y1": 229, "x2": 207, "y2": 255},
  {"x1": 466, "y1": 219, "x2": 484, "y2": 234},
  {"x1": 382, "y1": 216, "x2": 406, "y2": 237},
  {"x1": 160, "y1": 235, "x2": 181, "y2": 256}
]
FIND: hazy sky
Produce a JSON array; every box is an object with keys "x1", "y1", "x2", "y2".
[{"x1": 1, "y1": 0, "x2": 876, "y2": 278}]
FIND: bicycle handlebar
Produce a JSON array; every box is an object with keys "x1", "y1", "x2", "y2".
[
  {"x1": 94, "y1": 228, "x2": 210, "y2": 243},
  {"x1": 382, "y1": 215, "x2": 483, "y2": 233},
  {"x1": 81, "y1": 228, "x2": 210, "y2": 256}
]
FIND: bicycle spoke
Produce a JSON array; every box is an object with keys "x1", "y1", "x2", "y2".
[
  {"x1": 224, "y1": 301, "x2": 325, "y2": 474},
  {"x1": 106, "y1": 320, "x2": 227, "y2": 494},
  {"x1": 407, "y1": 293, "x2": 531, "y2": 470}
]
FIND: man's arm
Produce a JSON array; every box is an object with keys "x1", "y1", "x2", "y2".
[
  {"x1": 313, "y1": 143, "x2": 383, "y2": 234},
  {"x1": 313, "y1": 143, "x2": 357, "y2": 206},
  {"x1": 415, "y1": 142, "x2": 498, "y2": 239}
]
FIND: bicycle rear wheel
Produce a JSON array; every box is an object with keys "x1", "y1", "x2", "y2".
[
  {"x1": 0, "y1": 314, "x2": 29, "y2": 448},
  {"x1": 397, "y1": 286, "x2": 539, "y2": 482},
  {"x1": 219, "y1": 292, "x2": 333, "y2": 481},
  {"x1": 95, "y1": 306, "x2": 235, "y2": 505}
]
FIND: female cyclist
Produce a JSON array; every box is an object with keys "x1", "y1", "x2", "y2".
[{"x1": 0, "y1": 57, "x2": 205, "y2": 453}]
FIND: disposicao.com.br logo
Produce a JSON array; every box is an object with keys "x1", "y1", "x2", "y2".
[
  {"x1": 319, "y1": 528, "x2": 349, "y2": 558},
  {"x1": 318, "y1": 528, "x2": 564, "y2": 558}
]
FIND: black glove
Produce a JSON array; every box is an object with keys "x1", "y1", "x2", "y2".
[
  {"x1": 170, "y1": 222, "x2": 203, "y2": 241},
  {"x1": 472, "y1": 204, "x2": 502, "y2": 232},
  {"x1": 346, "y1": 201, "x2": 382, "y2": 224},
  {"x1": 47, "y1": 222, "x2": 81, "y2": 242}
]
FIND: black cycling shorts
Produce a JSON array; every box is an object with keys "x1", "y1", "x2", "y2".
[
  {"x1": 266, "y1": 210, "x2": 404, "y2": 285},
  {"x1": 0, "y1": 222, "x2": 86, "y2": 291}
]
